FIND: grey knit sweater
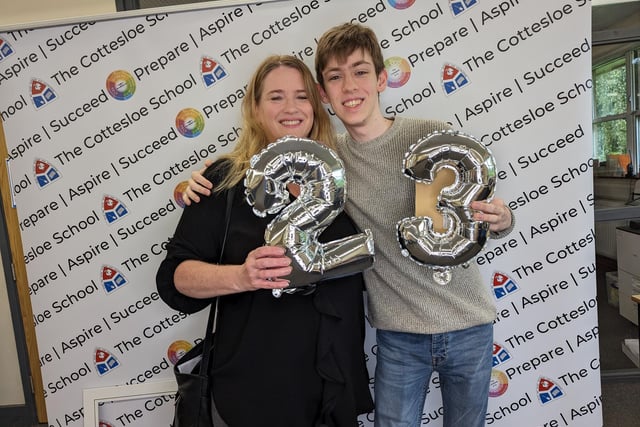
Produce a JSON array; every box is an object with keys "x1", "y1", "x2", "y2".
[{"x1": 336, "y1": 116, "x2": 509, "y2": 334}]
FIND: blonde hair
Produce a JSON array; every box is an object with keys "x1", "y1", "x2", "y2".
[
  {"x1": 216, "y1": 55, "x2": 336, "y2": 191},
  {"x1": 315, "y1": 23, "x2": 385, "y2": 88}
]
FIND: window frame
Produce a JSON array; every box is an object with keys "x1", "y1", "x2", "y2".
[{"x1": 593, "y1": 48, "x2": 640, "y2": 176}]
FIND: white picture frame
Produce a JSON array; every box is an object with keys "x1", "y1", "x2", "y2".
[{"x1": 82, "y1": 379, "x2": 177, "y2": 427}]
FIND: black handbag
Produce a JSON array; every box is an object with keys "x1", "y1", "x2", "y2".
[{"x1": 172, "y1": 188, "x2": 234, "y2": 427}]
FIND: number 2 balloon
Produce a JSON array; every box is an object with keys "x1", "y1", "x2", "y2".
[
  {"x1": 245, "y1": 136, "x2": 375, "y2": 296},
  {"x1": 397, "y1": 130, "x2": 496, "y2": 285}
]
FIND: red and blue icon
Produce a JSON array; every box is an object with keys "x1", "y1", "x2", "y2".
[
  {"x1": 101, "y1": 265, "x2": 128, "y2": 294},
  {"x1": 102, "y1": 196, "x2": 129, "y2": 224},
  {"x1": 94, "y1": 348, "x2": 120, "y2": 376},
  {"x1": 30, "y1": 79, "x2": 57, "y2": 109},
  {"x1": 442, "y1": 64, "x2": 470, "y2": 95},
  {"x1": 34, "y1": 159, "x2": 61, "y2": 188},
  {"x1": 492, "y1": 272, "x2": 519, "y2": 299},
  {"x1": 492, "y1": 342, "x2": 512, "y2": 367},
  {"x1": 201, "y1": 56, "x2": 228, "y2": 88},
  {"x1": 537, "y1": 377, "x2": 565, "y2": 404},
  {"x1": 0, "y1": 37, "x2": 14, "y2": 61},
  {"x1": 450, "y1": 0, "x2": 478, "y2": 16}
]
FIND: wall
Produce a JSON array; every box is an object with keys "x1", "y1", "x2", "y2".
[{"x1": 0, "y1": 0, "x2": 115, "y2": 28}]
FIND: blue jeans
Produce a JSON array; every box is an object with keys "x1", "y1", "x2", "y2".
[{"x1": 374, "y1": 323, "x2": 493, "y2": 427}]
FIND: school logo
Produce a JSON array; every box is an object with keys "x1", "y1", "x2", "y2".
[
  {"x1": 34, "y1": 159, "x2": 61, "y2": 188},
  {"x1": 492, "y1": 342, "x2": 512, "y2": 367},
  {"x1": 449, "y1": 0, "x2": 478, "y2": 16},
  {"x1": 106, "y1": 70, "x2": 136, "y2": 101},
  {"x1": 201, "y1": 56, "x2": 228, "y2": 88},
  {"x1": 387, "y1": 0, "x2": 416, "y2": 9},
  {"x1": 167, "y1": 340, "x2": 194, "y2": 365},
  {"x1": 175, "y1": 107, "x2": 205, "y2": 138},
  {"x1": 537, "y1": 377, "x2": 564, "y2": 404},
  {"x1": 94, "y1": 348, "x2": 120, "y2": 376},
  {"x1": 101, "y1": 265, "x2": 128, "y2": 294},
  {"x1": 174, "y1": 181, "x2": 189, "y2": 208},
  {"x1": 0, "y1": 37, "x2": 14, "y2": 61},
  {"x1": 441, "y1": 64, "x2": 470, "y2": 95},
  {"x1": 102, "y1": 195, "x2": 129, "y2": 224},
  {"x1": 492, "y1": 271, "x2": 519, "y2": 299},
  {"x1": 30, "y1": 79, "x2": 57, "y2": 109},
  {"x1": 489, "y1": 369, "x2": 509, "y2": 397},
  {"x1": 384, "y1": 57, "x2": 412, "y2": 88}
]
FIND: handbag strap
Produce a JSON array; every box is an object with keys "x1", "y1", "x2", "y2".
[{"x1": 198, "y1": 186, "x2": 234, "y2": 375}]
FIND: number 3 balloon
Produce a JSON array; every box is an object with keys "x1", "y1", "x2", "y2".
[
  {"x1": 397, "y1": 130, "x2": 496, "y2": 285},
  {"x1": 245, "y1": 136, "x2": 375, "y2": 296}
]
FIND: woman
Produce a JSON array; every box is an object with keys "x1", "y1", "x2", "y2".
[{"x1": 156, "y1": 55, "x2": 374, "y2": 427}]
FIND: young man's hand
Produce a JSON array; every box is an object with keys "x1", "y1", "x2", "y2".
[
  {"x1": 470, "y1": 198, "x2": 512, "y2": 232},
  {"x1": 182, "y1": 159, "x2": 214, "y2": 206}
]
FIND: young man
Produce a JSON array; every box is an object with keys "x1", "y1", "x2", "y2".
[
  {"x1": 185, "y1": 23, "x2": 513, "y2": 427},
  {"x1": 314, "y1": 23, "x2": 513, "y2": 427}
]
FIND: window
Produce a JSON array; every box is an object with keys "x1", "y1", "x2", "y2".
[{"x1": 593, "y1": 49, "x2": 640, "y2": 177}]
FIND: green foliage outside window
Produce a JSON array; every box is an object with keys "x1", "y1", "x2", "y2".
[
  {"x1": 593, "y1": 57, "x2": 629, "y2": 164},
  {"x1": 593, "y1": 119, "x2": 627, "y2": 162},
  {"x1": 594, "y1": 58, "x2": 626, "y2": 118}
]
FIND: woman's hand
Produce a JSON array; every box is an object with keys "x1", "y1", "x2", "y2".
[
  {"x1": 470, "y1": 198, "x2": 512, "y2": 232},
  {"x1": 182, "y1": 159, "x2": 214, "y2": 206},
  {"x1": 241, "y1": 246, "x2": 292, "y2": 290},
  {"x1": 174, "y1": 246, "x2": 292, "y2": 297}
]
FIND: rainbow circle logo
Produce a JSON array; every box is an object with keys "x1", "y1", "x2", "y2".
[
  {"x1": 384, "y1": 57, "x2": 412, "y2": 88},
  {"x1": 106, "y1": 70, "x2": 136, "y2": 100},
  {"x1": 174, "y1": 181, "x2": 189, "y2": 208},
  {"x1": 167, "y1": 340, "x2": 194, "y2": 365},
  {"x1": 176, "y1": 108, "x2": 205, "y2": 138},
  {"x1": 489, "y1": 369, "x2": 509, "y2": 397},
  {"x1": 387, "y1": 0, "x2": 416, "y2": 10}
]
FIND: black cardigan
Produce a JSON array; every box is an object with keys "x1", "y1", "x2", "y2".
[{"x1": 156, "y1": 160, "x2": 373, "y2": 426}]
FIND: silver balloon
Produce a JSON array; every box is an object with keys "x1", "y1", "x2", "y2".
[
  {"x1": 397, "y1": 130, "x2": 496, "y2": 285},
  {"x1": 245, "y1": 136, "x2": 375, "y2": 294}
]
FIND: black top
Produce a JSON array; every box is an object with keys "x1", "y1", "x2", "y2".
[{"x1": 156, "y1": 160, "x2": 373, "y2": 426}]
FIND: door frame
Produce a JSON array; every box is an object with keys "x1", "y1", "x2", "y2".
[
  {"x1": 0, "y1": 206, "x2": 38, "y2": 425},
  {"x1": 0, "y1": 119, "x2": 47, "y2": 423}
]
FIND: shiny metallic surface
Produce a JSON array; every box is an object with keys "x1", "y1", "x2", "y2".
[
  {"x1": 397, "y1": 130, "x2": 496, "y2": 284},
  {"x1": 245, "y1": 136, "x2": 375, "y2": 288}
]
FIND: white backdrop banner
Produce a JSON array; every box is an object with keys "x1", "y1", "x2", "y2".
[{"x1": 0, "y1": 0, "x2": 598, "y2": 426}]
